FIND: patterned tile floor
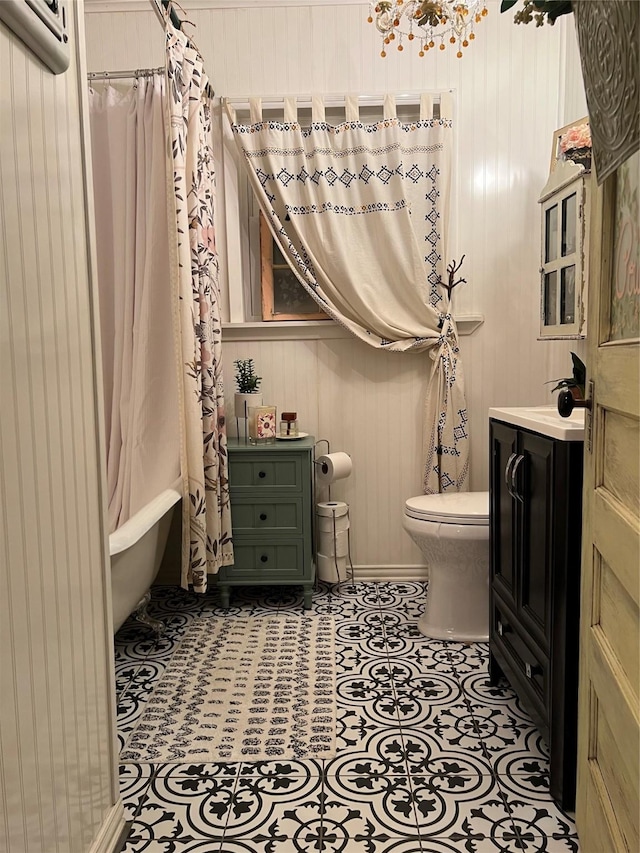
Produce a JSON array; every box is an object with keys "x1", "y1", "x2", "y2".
[{"x1": 115, "y1": 581, "x2": 580, "y2": 852}]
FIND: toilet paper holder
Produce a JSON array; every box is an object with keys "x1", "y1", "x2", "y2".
[
  {"x1": 314, "y1": 439, "x2": 353, "y2": 492},
  {"x1": 314, "y1": 438, "x2": 332, "y2": 494},
  {"x1": 313, "y1": 439, "x2": 355, "y2": 587}
]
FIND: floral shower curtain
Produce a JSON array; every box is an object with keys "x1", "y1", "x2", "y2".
[
  {"x1": 166, "y1": 26, "x2": 233, "y2": 591},
  {"x1": 227, "y1": 95, "x2": 469, "y2": 493}
]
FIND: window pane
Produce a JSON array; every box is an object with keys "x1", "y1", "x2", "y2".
[
  {"x1": 545, "y1": 205, "x2": 558, "y2": 262},
  {"x1": 562, "y1": 193, "x2": 577, "y2": 256},
  {"x1": 560, "y1": 265, "x2": 576, "y2": 324},
  {"x1": 544, "y1": 271, "x2": 557, "y2": 326},
  {"x1": 272, "y1": 239, "x2": 287, "y2": 266},
  {"x1": 273, "y1": 268, "x2": 319, "y2": 315}
]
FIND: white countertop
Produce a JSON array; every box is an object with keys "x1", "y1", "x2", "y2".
[{"x1": 489, "y1": 405, "x2": 585, "y2": 442}]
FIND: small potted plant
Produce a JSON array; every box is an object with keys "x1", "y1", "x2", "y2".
[
  {"x1": 546, "y1": 351, "x2": 586, "y2": 399},
  {"x1": 233, "y1": 358, "x2": 262, "y2": 419}
]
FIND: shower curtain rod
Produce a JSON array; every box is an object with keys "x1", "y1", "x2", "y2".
[{"x1": 88, "y1": 67, "x2": 165, "y2": 82}]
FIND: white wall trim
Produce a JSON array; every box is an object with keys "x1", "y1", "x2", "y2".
[
  {"x1": 222, "y1": 315, "x2": 484, "y2": 342},
  {"x1": 88, "y1": 802, "x2": 127, "y2": 853},
  {"x1": 351, "y1": 565, "x2": 429, "y2": 582},
  {"x1": 85, "y1": 0, "x2": 367, "y2": 12}
]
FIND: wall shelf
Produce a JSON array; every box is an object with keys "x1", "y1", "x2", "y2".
[{"x1": 222, "y1": 314, "x2": 484, "y2": 342}]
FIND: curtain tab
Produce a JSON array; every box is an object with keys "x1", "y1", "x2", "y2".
[
  {"x1": 440, "y1": 92, "x2": 453, "y2": 121},
  {"x1": 311, "y1": 95, "x2": 325, "y2": 123},
  {"x1": 420, "y1": 94, "x2": 433, "y2": 122},
  {"x1": 284, "y1": 97, "x2": 297, "y2": 123},
  {"x1": 345, "y1": 95, "x2": 359, "y2": 123},
  {"x1": 383, "y1": 94, "x2": 396, "y2": 120},
  {"x1": 223, "y1": 98, "x2": 237, "y2": 125},
  {"x1": 249, "y1": 97, "x2": 262, "y2": 124}
]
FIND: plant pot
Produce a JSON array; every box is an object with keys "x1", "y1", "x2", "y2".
[{"x1": 234, "y1": 392, "x2": 262, "y2": 420}]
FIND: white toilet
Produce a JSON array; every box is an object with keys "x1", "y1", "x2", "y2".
[{"x1": 402, "y1": 491, "x2": 490, "y2": 642}]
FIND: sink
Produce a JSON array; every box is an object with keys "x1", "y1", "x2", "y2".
[{"x1": 489, "y1": 405, "x2": 585, "y2": 441}]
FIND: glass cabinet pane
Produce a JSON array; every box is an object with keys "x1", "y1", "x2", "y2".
[
  {"x1": 562, "y1": 193, "x2": 577, "y2": 256},
  {"x1": 544, "y1": 271, "x2": 558, "y2": 326},
  {"x1": 560, "y1": 265, "x2": 576, "y2": 324},
  {"x1": 545, "y1": 205, "x2": 558, "y2": 262}
]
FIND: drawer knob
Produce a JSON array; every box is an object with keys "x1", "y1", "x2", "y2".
[
  {"x1": 258, "y1": 471, "x2": 266, "y2": 479},
  {"x1": 260, "y1": 554, "x2": 268, "y2": 563}
]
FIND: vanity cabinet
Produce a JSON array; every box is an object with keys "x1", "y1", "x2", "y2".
[
  {"x1": 218, "y1": 436, "x2": 315, "y2": 609},
  {"x1": 489, "y1": 417, "x2": 583, "y2": 809}
]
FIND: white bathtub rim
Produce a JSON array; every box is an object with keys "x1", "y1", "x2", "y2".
[{"x1": 109, "y1": 485, "x2": 182, "y2": 557}]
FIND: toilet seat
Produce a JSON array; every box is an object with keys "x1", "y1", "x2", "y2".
[{"x1": 404, "y1": 491, "x2": 489, "y2": 525}]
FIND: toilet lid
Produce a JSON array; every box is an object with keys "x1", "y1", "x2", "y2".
[{"x1": 405, "y1": 491, "x2": 489, "y2": 525}]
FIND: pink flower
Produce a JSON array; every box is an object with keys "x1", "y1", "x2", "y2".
[
  {"x1": 201, "y1": 225, "x2": 216, "y2": 251},
  {"x1": 560, "y1": 123, "x2": 591, "y2": 153}
]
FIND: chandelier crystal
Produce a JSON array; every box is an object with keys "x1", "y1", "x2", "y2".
[{"x1": 368, "y1": 1, "x2": 488, "y2": 58}]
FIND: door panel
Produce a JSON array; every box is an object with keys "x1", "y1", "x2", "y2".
[
  {"x1": 601, "y1": 409, "x2": 639, "y2": 508},
  {"x1": 490, "y1": 422, "x2": 518, "y2": 608},
  {"x1": 576, "y1": 156, "x2": 640, "y2": 852},
  {"x1": 519, "y1": 431, "x2": 554, "y2": 651}
]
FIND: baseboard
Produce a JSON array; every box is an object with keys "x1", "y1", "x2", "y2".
[
  {"x1": 155, "y1": 563, "x2": 428, "y2": 588},
  {"x1": 351, "y1": 565, "x2": 429, "y2": 582},
  {"x1": 88, "y1": 800, "x2": 127, "y2": 853}
]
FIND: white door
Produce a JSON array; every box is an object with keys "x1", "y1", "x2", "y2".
[{"x1": 575, "y1": 152, "x2": 640, "y2": 851}]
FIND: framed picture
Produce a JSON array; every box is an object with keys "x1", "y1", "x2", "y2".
[{"x1": 259, "y1": 213, "x2": 328, "y2": 322}]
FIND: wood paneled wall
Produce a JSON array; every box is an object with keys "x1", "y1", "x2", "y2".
[
  {"x1": 0, "y1": 3, "x2": 122, "y2": 851},
  {"x1": 84, "y1": 1, "x2": 588, "y2": 573}
]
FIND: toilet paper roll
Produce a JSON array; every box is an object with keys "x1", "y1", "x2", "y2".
[{"x1": 316, "y1": 452, "x2": 352, "y2": 485}]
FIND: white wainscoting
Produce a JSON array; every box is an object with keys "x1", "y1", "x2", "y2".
[
  {"x1": 0, "y1": 3, "x2": 122, "y2": 851},
  {"x1": 84, "y1": 1, "x2": 587, "y2": 574}
]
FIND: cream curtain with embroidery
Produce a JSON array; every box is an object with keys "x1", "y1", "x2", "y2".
[
  {"x1": 227, "y1": 94, "x2": 469, "y2": 493},
  {"x1": 166, "y1": 26, "x2": 233, "y2": 590}
]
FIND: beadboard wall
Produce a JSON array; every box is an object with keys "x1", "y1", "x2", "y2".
[
  {"x1": 84, "y1": 1, "x2": 588, "y2": 573},
  {"x1": 0, "y1": 3, "x2": 122, "y2": 851}
]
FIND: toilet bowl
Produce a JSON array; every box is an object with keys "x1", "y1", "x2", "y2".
[{"x1": 402, "y1": 491, "x2": 489, "y2": 642}]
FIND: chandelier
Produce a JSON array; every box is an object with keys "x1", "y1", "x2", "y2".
[{"x1": 368, "y1": 1, "x2": 488, "y2": 58}]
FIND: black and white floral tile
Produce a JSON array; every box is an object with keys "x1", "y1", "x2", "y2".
[{"x1": 116, "y1": 581, "x2": 580, "y2": 853}]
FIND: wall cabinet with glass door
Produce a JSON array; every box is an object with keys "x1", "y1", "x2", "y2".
[{"x1": 539, "y1": 161, "x2": 590, "y2": 339}]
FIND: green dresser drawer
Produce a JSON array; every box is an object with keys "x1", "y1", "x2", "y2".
[
  {"x1": 230, "y1": 497, "x2": 303, "y2": 535},
  {"x1": 222, "y1": 437, "x2": 315, "y2": 609},
  {"x1": 227, "y1": 540, "x2": 307, "y2": 580},
  {"x1": 229, "y1": 455, "x2": 302, "y2": 491}
]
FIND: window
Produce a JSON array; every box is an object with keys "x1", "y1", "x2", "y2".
[
  {"x1": 538, "y1": 123, "x2": 591, "y2": 339},
  {"x1": 259, "y1": 213, "x2": 327, "y2": 321},
  {"x1": 225, "y1": 98, "x2": 427, "y2": 325}
]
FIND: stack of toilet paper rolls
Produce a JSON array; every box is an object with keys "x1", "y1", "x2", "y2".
[
  {"x1": 316, "y1": 501, "x2": 349, "y2": 583},
  {"x1": 315, "y1": 451, "x2": 352, "y2": 583}
]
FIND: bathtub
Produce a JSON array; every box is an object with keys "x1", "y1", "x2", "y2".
[{"x1": 109, "y1": 487, "x2": 182, "y2": 633}]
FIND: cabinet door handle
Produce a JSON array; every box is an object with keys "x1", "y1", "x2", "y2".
[
  {"x1": 258, "y1": 471, "x2": 266, "y2": 479},
  {"x1": 505, "y1": 452, "x2": 518, "y2": 499},
  {"x1": 259, "y1": 513, "x2": 268, "y2": 521},
  {"x1": 511, "y1": 454, "x2": 525, "y2": 503},
  {"x1": 525, "y1": 662, "x2": 541, "y2": 679},
  {"x1": 260, "y1": 554, "x2": 268, "y2": 563},
  {"x1": 497, "y1": 620, "x2": 512, "y2": 637}
]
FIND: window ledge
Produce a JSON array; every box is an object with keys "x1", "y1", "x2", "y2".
[{"x1": 222, "y1": 315, "x2": 484, "y2": 342}]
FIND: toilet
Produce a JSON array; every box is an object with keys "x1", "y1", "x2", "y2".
[{"x1": 402, "y1": 491, "x2": 490, "y2": 642}]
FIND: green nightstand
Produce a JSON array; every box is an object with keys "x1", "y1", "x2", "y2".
[{"x1": 219, "y1": 435, "x2": 315, "y2": 609}]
